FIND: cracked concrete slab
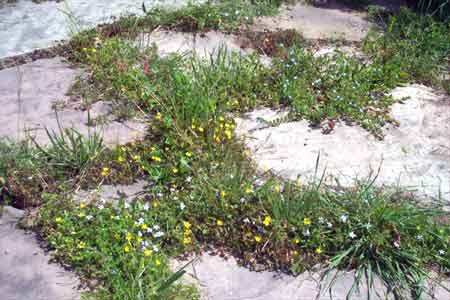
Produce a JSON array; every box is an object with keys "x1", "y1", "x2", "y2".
[
  {"x1": 236, "y1": 84, "x2": 450, "y2": 202},
  {"x1": 0, "y1": 0, "x2": 197, "y2": 58},
  {"x1": 173, "y1": 254, "x2": 450, "y2": 300},
  {"x1": 73, "y1": 180, "x2": 148, "y2": 204},
  {"x1": 0, "y1": 206, "x2": 81, "y2": 300},
  {"x1": 252, "y1": 2, "x2": 372, "y2": 41},
  {"x1": 136, "y1": 30, "x2": 253, "y2": 59},
  {"x1": 0, "y1": 57, "x2": 146, "y2": 146}
]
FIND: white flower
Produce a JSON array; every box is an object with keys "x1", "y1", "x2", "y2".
[
  {"x1": 327, "y1": 222, "x2": 333, "y2": 228},
  {"x1": 394, "y1": 241, "x2": 400, "y2": 248},
  {"x1": 141, "y1": 241, "x2": 149, "y2": 249},
  {"x1": 86, "y1": 215, "x2": 93, "y2": 221},
  {"x1": 416, "y1": 235, "x2": 424, "y2": 241},
  {"x1": 243, "y1": 218, "x2": 250, "y2": 223},
  {"x1": 318, "y1": 217, "x2": 325, "y2": 224},
  {"x1": 303, "y1": 229, "x2": 310, "y2": 237},
  {"x1": 124, "y1": 203, "x2": 130, "y2": 209},
  {"x1": 438, "y1": 250, "x2": 446, "y2": 256},
  {"x1": 173, "y1": 196, "x2": 179, "y2": 201},
  {"x1": 100, "y1": 198, "x2": 107, "y2": 204},
  {"x1": 152, "y1": 245, "x2": 159, "y2": 252},
  {"x1": 137, "y1": 231, "x2": 143, "y2": 237},
  {"x1": 137, "y1": 217, "x2": 145, "y2": 224},
  {"x1": 153, "y1": 225, "x2": 160, "y2": 231},
  {"x1": 98, "y1": 204, "x2": 105, "y2": 210},
  {"x1": 348, "y1": 232, "x2": 357, "y2": 239},
  {"x1": 180, "y1": 202, "x2": 186, "y2": 210},
  {"x1": 157, "y1": 192, "x2": 163, "y2": 198},
  {"x1": 185, "y1": 176, "x2": 192, "y2": 183},
  {"x1": 170, "y1": 187, "x2": 176, "y2": 193},
  {"x1": 240, "y1": 198, "x2": 246, "y2": 203},
  {"x1": 340, "y1": 214, "x2": 348, "y2": 223},
  {"x1": 146, "y1": 227, "x2": 153, "y2": 233},
  {"x1": 255, "y1": 179, "x2": 264, "y2": 186},
  {"x1": 229, "y1": 174, "x2": 234, "y2": 179},
  {"x1": 143, "y1": 203, "x2": 150, "y2": 211},
  {"x1": 154, "y1": 231, "x2": 164, "y2": 238}
]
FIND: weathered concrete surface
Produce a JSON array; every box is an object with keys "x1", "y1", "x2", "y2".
[
  {"x1": 0, "y1": 57, "x2": 145, "y2": 146},
  {"x1": 173, "y1": 254, "x2": 450, "y2": 300},
  {"x1": 136, "y1": 30, "x2": 252, "y2": 59},
  {"x1": 252, "y1": 2, "x2": 371, "y2": 41},
  {"x1": 0, "y1": 206, "x2": 81, "y2": 300},
  {"x1": 237, "y1": 85, "x2": 450, "y2": 202},
  {"x1": 0, "y1": 0, "x2": 197, "y2": 58},
  {"x1": 73, "y1": 180, "x2": 147, "y2": 204}
]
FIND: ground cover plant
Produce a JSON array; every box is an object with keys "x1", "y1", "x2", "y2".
[
  {"x1": 1, "y1": 1, "x2": 450, "y2": 300},
  {"x1": 364, "y1": 7, "x2": 450, "y2": 91}
]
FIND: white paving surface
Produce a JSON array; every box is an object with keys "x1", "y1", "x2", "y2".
[
  {"x1": 237, "y1": 85, "x2": 450, "y2": 202},
  {"x1": 0, "y1": 0, "x2": 196, "y2": 58}
]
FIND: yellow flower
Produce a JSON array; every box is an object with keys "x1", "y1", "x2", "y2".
[
  {"x1": 144, "y1": 249, "x2": 152, "y2": 257},
  {"x1": 141, "y1": 224, "x2": 148, "y2": 231},
  {"x1": 224, "y1": 130, "x2": 232, "y2": 140},
  {"x1": 155, "y1": 112, "x2": 162, "y2": 120},
  {"x1": 184, "y1": 229, "x2": 192, "y2": 235},
  {"x1": 137, "y1": 237, "x2": 143, "y2": 244},
  {"x1": 155, "y1": 259, "x2": 161, "y2": 266},
  {"x1": 185, "y1": 151, "x2": 192, "y2": 158},
  {"x1": 82, "y1": 47, "x2": 88, "y2": 52},
  {"x1": 245, "y1": 187, "x2": 253, "y2": 194},
  {"x1": 78, "y1": 241, "x2": 86, "y2": 249},
  {"x1": 124, "y1": 246, "x2": 130, "y2": 253},
  {"x1": 101, "y1": 167, "x2": 110, "y2": 177},
  {"x1": 91, "y1": 48, "x2": 97, "y2": 53},
  {"x1": 133, "y1": 155, "x2": 140, "y2": 161},
  {"x1": 263, "y1": 216, "x2": 272, "y2": 227},
  {"x1": 315, "y1": 247, "x2": 323, "y2": 255},
  {"x1": 151, "y1": 156, "x2": 161, "y2": 162},
  {"x1": 126, "y1": 233, "x2": 133, "y2": 242},
  {"x1": 295, "y1": 239, "x2": 300, "y2": 244},
  {"x1": 254, "y1": 236, "x2": 262, "y2": 243},
  {"x1": 220, "y1": 190, "x2": 226, "y2": 198},
  {"x1": 117, "y1": 156, "x2": 125, "y2": 163},
  {"x1": 151, "y1": 146, "x2": 156, "y2": 151},
  {"x1": 216, "y1": 220, "x2": 224, "y2": 226},
  {"x1": 303, "y1": 217, "x2": 312, "y2": 226},
  {"x1": 219, "y1": 116, "x2": 225, "y2": 122},
  {"x1": 78, "y1": 212, "x2": 85, "y2": 218},
  {"x1": 79, "y1": 202, "x2": 86, "y2": 209},
  {"x1": 191, "y1": 124, "x2": 196, "y2": 130},
  {"x1": 198, "y1": 127, "x2": 204, "y2": 133},
  {"x1": 183, "y1": 221, "x2": 192, "y2": 229},
  {"x1": 172, "y1": 168, "x2": 178, "y2": 174},
  {"x1": 54, "y1": 217, "x2": 62, "y2": 223},
  {"x1": 183, "y1": 236, "x2": 192, "y2": 244}
]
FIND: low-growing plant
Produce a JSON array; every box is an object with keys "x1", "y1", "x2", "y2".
[
  {"x1": 33, "y1": 119, "x2": 105, "y2": 176},
  {"x1": 364, "y1": 8, "x2": 450, "y2": 88},
  {"x1": 5, "y1": 2, "x2": 450, "y2": 300}
]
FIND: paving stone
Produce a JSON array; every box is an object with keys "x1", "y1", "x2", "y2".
[
  {"x1": 73, "y1": 180, "x2": 148, "y2": 204},
  {"x1": 252, "y1": 2, "x2": 372, "y2": 41},
  {"x1": 0, "y1": 0, "x2": 197, "y2": 58},
  {"x1": 236, "y1": 84, "x2": 450, "y2": 202},
  {"x1": 0, "y1": 206, "x2": 81, "y2": 300},
  {"x1": 173, "y1": 254, "x2": 450, "y2": 300},
  {"x1": 0, "y1": 57, "x2": 146, "y2": 146}
]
